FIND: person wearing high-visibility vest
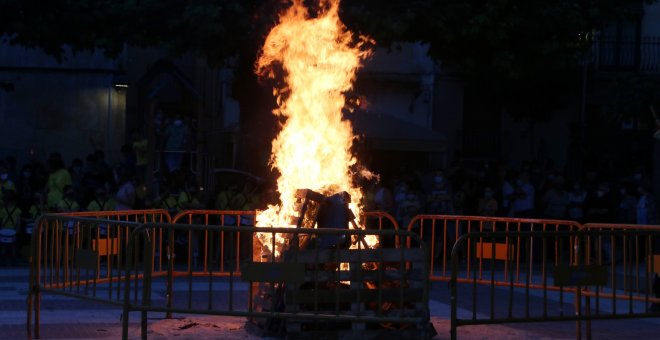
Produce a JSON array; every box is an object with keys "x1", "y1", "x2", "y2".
[
  {"x1": 86, "y1": 187, "x2": 116, "y2": 211},
  {"x1": 0, "y1": 165, "x2": 17, "y2": 205},
  {"x1": 178, "y1": 184, "x2": 203, "y2": 210},
  {"x1": 0, "y1": 190, "x2": 21, "y2": 265},
  {"x1": 46, "y1": 158, "x2": 72, "y2": 209},
  {"x1": 56, "y1": 185, "x2": 80, "y2": 212},
  {"x1": 155, "y1": 184, "x2": 179, "y2": 215}
]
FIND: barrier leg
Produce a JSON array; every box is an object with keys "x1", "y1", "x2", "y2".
[{"x1": 585, "y1": 295, "x2": 592, "y2": 340}]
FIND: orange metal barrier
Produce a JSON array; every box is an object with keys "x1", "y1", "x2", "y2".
[
  {"x1": 169, "y1": 210, "x2": 257, "y2": 276},
  {"x1": 360, "y1": 211, "x2": 400, "y2": 247},
  {"x1": 55, "y1": 209, "x2": 172, "y2": 223},
  {"x1": 165, "y1": 210, "x2": 398, "y2": 277},
  {"x1": 406, "y1": 214, "x2": 582, "y2": 286},
  {"x1": 27, "y1": 214, "x2": 151, "y2": 339},
  {"x1": 28, "y1": 209, "x2": 660, "y2": 339}
]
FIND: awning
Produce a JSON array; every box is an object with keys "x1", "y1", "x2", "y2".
[{"x1": 347, "y1": 111, "x2": 446, "y2": 152}]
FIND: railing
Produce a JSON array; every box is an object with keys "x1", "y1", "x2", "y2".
[
  {"x1": 591, "y1": 36, "x2": 660, "y2": 73},
  {"x1": 581, "y1": 223, "x2": 660, "y2": 306},
  {"x1": 27, "y1": 210, "x2": 660, "y2": 339},
  {"x1": 27, "y1": 215, "x2": 145, "y2": 339},
  {"x1": 406, "y1": 215, "x2": 582, "y2": 283},
  {"x1": 449, "y1": 229, "x2": 660, "y2": 340},
  {"x1": 120, "y1": 223, "x2": 430, "y2": 339}
]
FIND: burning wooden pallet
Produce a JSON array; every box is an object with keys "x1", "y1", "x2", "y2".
[
  {"x1": 245, "y1": 189, "x2": 432, "y2": 339},
  {"x1": 283, "y1": 246, "x2": 430, "y2": 339}
]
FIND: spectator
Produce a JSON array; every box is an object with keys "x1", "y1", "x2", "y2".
[
  {"x1": 114, "y1": 171, "x2": 136, "y2": 211},
  {"x1": 478, "y1": 187, "x2": 498, "y2": 217},
  {"x1": 0, "y1": 165, "x2": 17, "y2": 205},
  {"x1": 567, "y1": 182, "x2": 587, "y2": 223},
  {"x1": 372, "y1": 183, "x2": 394, "y2": 213},
  {"x1": 45, "y1": 157, "x2": 71, "y2": 209},
  {"x1": 392, "y1": 179, "x2": 410, "y2": 224},
  {"x1": 56, "y1": 185, "x2": 80, "y2": 212},
  {"x1": 94, "y1": 149, "x2": 114, "y2": 191},
  {"x1": 501, "y1": 171, "x2": 516, "y2": 216},
  {"x1": 86, "y1": 188, "x2": 116, "y2": 211},
  {"x1": 81, "y1": 154, "x2": 103, "y2": 206},
  {"x1": 68, "y1": 158, "x2": 85, "y2": 205},
  {"x1": 216, "y1": 184, "x2": 239, "y2": 211},
  {"x1": 156, "y1": 183, "x2": 179, "y2": 215},
  {"x1": 426, "y1": 172, "x2": 454, "y2": 215},
  {"x1": 0, "y1": 190, "x2": 21, "y2": 265},
  {"x1": 616, "y1": 183, "x2": 637, "y2": 224},
  {"x1": 26, "y1": 192, "x2": 46, "y2": 220},
  {"x1": 5, "y1": 156, "x2": 17, "y2": 182},
  {"x1": 584, "y1": 182, "x2": 615, "y2": 223},
  {"x1": 178, "y1": 181, "x2": 203, "y2": 210},
  {"x1": 117, "y1": 144, "x2": 137, "y2": 185},
  {"x1": 132, "y1": 129, "x2": 150, "y2": 184},
  {"x1": 400, "y1": 191, "x2": 422, "y2": 230},
  {"x1": 637, "y1": 181, "x2": 658, "y2": 225},
  {"x1": 541, "y1": 177, "x2": 569, "y2": 219},
  {"x1": 17, "y1": 164, "x2": 38, "y2": 213},
  {"x1": 510, "y1": 172, "x2": 535, "y2": 218},
  {"x1": 163, "y1": 115, "x2": 189, "y2": 173}
]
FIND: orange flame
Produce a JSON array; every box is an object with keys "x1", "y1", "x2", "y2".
[{"x1": 255, "y1": 0, "x2": 376, "y2": 256}]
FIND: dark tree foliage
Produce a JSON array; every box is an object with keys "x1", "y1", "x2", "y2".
[
  {"x1": 341, "y1": 0, "x2": 655, "y2": 121},
  {"x1": 0, "y1": 0, "x2": 655, "y2": 122},
  {"x1": 0, "y1": 0, "x2": 258, "y2": 64}
]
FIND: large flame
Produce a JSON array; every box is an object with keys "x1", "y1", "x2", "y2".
[{"x1": 255, "y1": 0, "x2": 375, "y2": 256}]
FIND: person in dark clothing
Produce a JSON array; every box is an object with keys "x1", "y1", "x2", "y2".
[
  {"x1": 584, "y1": 182, "x2": 616, "y2": 262},
  {"x1": 584, "y1": 182, "x2": 615, "y2": 223}
]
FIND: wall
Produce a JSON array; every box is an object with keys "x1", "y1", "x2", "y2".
[
  {"x1": 359, "y1": 43, "x2": 435, "y2": 129},
  {"x1": 500, "y1": 104, "x2": 578, "y2": 171},
  {"x1": 0, "y1": 43, "x2": 125, "y2": 165},
  {"x1": 643, "y1": 2, "x2": 660, "y2": 36}
]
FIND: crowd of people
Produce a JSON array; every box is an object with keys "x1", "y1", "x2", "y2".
[
  {"x1": 0, "y1": 146, "x2": 262, "y2": 266},
  {"x1": 362, "y1": 160, "x2": 658, "y2": 230},
  {"x1": 1, "y1": 141, "x2": 658, "y2": 267}
]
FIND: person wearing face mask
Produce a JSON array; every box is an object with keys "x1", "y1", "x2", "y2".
[
  {"x1": 510, "y1": 172, "x2": 535, "y2": 218},
  {"x1": 0, "y1": 165, "x2": 17, "y2": 205},
  {"x1": 584, "y1": 182, "x2": 614, "y2": 223},
  {"x1": 584, "y1": 182, "x2": 616, "y2": 263},
  {"x1": 567, "y1": 182, "x2": 587, "y2": 223},
  {"x1": 478, "y1": 187, "x2": 498, "y2": 217}
]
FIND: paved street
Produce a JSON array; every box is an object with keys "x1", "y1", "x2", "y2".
[{"x1": 1, "y1": 265, "x2": 659, "y2": 339}]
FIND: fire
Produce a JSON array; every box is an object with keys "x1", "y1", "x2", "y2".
[{"x1": 255, "y1": 0, "x2": 376, "y2": 256}]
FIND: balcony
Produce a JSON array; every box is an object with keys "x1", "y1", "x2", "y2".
[{"x1": 591, "y1": 36, "x2": 660, "y2": 73}]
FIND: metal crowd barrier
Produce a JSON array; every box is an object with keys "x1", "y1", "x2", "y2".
[
  {"x1": 164, "y1": 210, "x2": 401, "y2": 278},
  {"x1": 26, "y1": 209, "x2": 171, "y2": 339},
  {"x1": 407, "y1": 214, "x2": 582, "y2": 283},
  {"x1": 53, "y1": 209, "x2": 172, "y2": 223},
  {"x1": 26, "y1": 210, "x2": 660, "y2": 340},
  {"x1": 121, "y1": 223, "x2": 431, "y2": 339},
  {"x1": 449, "y1": 229, "x2": 660, "y2": 340},
  {"x1": 580, "y1": 223, "x2": 660, "y2": 309}
]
